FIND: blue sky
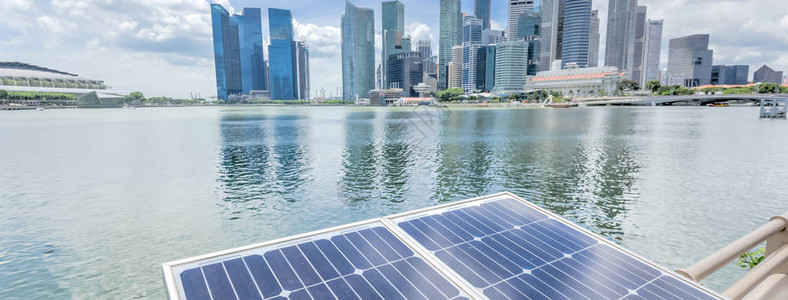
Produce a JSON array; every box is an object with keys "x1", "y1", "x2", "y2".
[{"x1": 1, "y1": 0, "x2": 786, "y2": 98}]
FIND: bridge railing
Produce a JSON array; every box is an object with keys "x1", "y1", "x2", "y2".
[{"x1": 676, "y1": 211, "x2": 788, "y2": 299}]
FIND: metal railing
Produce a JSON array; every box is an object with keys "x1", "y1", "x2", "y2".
[{"x1": 676, "y1": 211, "x2": 788, "y2": 299}]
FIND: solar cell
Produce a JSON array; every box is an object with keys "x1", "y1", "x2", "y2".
[
  {"x1": 391, "y1": 196, "x2": 721, "y2": 300},
  {"x1": 169, "y1": 223, "x2": 465, "y2": 300}
]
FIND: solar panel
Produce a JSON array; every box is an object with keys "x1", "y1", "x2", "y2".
[
  {"x1": 163, "y1": 193, "x2": 723, "y2": 300},
  {"x1": 389, "y1": 195, "x2": 721, "y2": 300},
  {"x1": 165, "y1": 221, "x2": 467, "y2": 300}
]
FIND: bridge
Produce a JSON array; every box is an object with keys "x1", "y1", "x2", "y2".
[{"x1": 577, "y1": 94, "x2": 788, "y2": 106}]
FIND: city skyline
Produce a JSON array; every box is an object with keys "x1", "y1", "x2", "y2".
[{"x1": 2, "y1": 0, "x2": 787, "y2": 98}]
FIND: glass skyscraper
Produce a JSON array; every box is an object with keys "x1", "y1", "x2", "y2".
[
  {"x1": 210, "y1": 5, "x2": 267, "y2": 100},
  {"x1": 381, "y1": 1, "x2": 405, "y2": 88},
  {"x1": 211, "y1": 4, "x2": 242, "y2": 100},
  {"x1": 439, "y1": 0, "x2": 462, "y2": 90},
  {"x1": 268, "y1": 8, "x2": 297, "y2": 100},
  {"x1": 474, "y1": 0, "x2": 491, "y2": 30},
  {"x1": 559, "y1": 0, "x2": 592, "y2": 68},
  {"x1": 462, "y1": 15, "x2": 483, "y2": 93},
  {"x1": 342, "y1": 1, "x2": 375, "y2": 100}
]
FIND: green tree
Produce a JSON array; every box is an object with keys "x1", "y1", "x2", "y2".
[
  {"x1": 645, "y1": 80, "x2": 661, "y2": 94},
  {"x1": 0, "y1": 89, "x2": 7, "y2": 99},
  {"x1": 617, "y1": 79, "x2": 640, "y2": 92},
  {"x1": 437, "y1": 88, "x2": 464, "y2": 102},
  {"x1": 126, "y1": 91, "x2": 146, "y2": 103}
]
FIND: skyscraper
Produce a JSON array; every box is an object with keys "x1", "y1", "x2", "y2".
[
  {"x1": 341, "y1": 1, "x2": 375, "y2": 100},
  {"x1": 449, "y1": 45, "x2": 464, "y2": 89},
  {"x1": 518, "y1": 12, "x2": 540, "y2": 75},
  {"x1": 642, "y1": 19, "x2": 663, "y2": 85},
  {"x1": 605, "y1": 0, "x2": 638, "y2": 74},
  {"x1": 462, "y1": 15, "x2": 483, "y2": 93},
  {"x1": 631, "y1": 6, "x2": 647, "y2": 83},
  {"x1": 484, "y1": 45, "x2": 497, "y2": 91},
  {"x1": 482, "y1": 29, "x2": 506, "y2": 45},
  {"x1": 211, "y1": 5, "x2": 266, "y2": 100},
  {"x1": 475, "y1": 0, "x2": 491, "y2": 30},
  {"x1": 588, "y1": 10, "x2": 600, "y2": 67},
  {"x1": 439, "y1": 0, "x2": 462, "y2": 90},
  {"x1": 494, "y1": 41, "x2": 528, "y2": 92},
  {"x1": 559, "y1": 0, "x2": 591, "y2": 68},
  {"x1": 381, "y1": 0, "x2": 405, "y2": 88},
  {"x1": 387, "y1": 51, "x2": 424, "y2": 96},
  {"x1": 417, "y1": 40, "x2": 436, "y2": 74},
  {"x1": 268, "y1": 8, "x2": 297, "y2": 100},
  {"x1": 507, "y1": 0, "x2": 535, "y2": 41},
  {"x1": 295, "y1": 41, "x2": 310, "y2": 100},
  {"x1": 667, "y1": 34, "x2": 713, "y2": 87},
  {"x1": 539, "y1": 0, "x2": 560, "y2": 71}
]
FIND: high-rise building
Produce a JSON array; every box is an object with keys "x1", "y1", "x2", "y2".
[
  {"x1": 268, "y1": 8, "x2": 297, "y2": 100},
  {"x1": 494, "y1": 41, "x2": 528, "y2": 92},
  {"x1": 439, "y1": 0, "x2": 462, "y2": 90},
  {"x1": 641, "y1": 19, "x2": 663, "y2": 85},
  {"x1": 484, "y1": 45, "x2": 497, "y2": 91},
  {"x1": 517, "y1": 12, "x2": 541, "y2": 75},
  {"x1": 605, "y1": 0, "x2": 638, "y2": 75},
  {"x1": 559, "y1": 0, "x2": 592, "y2": 69},
  {"x1": 476, "y1": 46, "x2": 487, "y2": 91},
  {"x1": 341, "y1": 1, "x2": 375, "y2": 100},
  {"x1": 588, "y1": 10, "x2": 600, "y2": 67},
  {"x1": 630, "y1": 6, "x2": 647, "y2": 83},
  {"x1": 387, "y1": 51, "x2": 424, "y2": 97},
  {"x1": 295, "y1": 41, "x2": 310, "y2": 100},
  {"x1": 449, "y1": 45, "x2": 464, "y2": 89},
  {"x1": 381, "y1": 0, "x2": 405, "y2": 88},
  {"x1": 475, "y1": 0, "x2": 491, "y2": 30},
  {"x1": 417, "y1": 40, "x2": 436, "y2": 74},
  {"x1": 507, "y1": 0, "x2": 536, "y2": 41},
  {"x1": 211, "y1": 5, "x2": 267, "y2": 100},
  {"x1": 463, "y1": 15, "x2": 483, "y2": 93},
  {"x1": 711, "y1": 65, "x2": 749, "y2": 85},
  {"x1": 667, "y1": 34, "x2": 713, "y2": 87},
  {"x1": 754, "y1": 65, "x2": 784, "y2": 84},
  {"x1": 538, "y1": 0, "x2": 559, "y2": 71},
  {"x1": 482, "y1": 29, "x2": 506, "y2": 45}
]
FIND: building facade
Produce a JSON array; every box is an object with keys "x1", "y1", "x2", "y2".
[
  {"x1": 449, "y1": 45, "x2": 464, "y2": 89},
  {"x1": 667, "y1": 34, "x2": 713, "y2": 87},
  {"x1": 559, "y1": 0, "x2": 592, "y2": 69},
  {"x1": 588, "y1": 10, "x2": 600, "y2": 67},
  {"x1": 642, "y1": 19, "x2": 663, "y2": 85},
  {"x1": 527, "y1": 66, "x2": 622, "y2": 98},
  {"x1": 439, "y1": 0, "x2": 462, "y2": 90},
  {"x1": 381, "y1": 1, "x2": 406, "y2": 88},
  {"x1": 268, "y1": 8, "x2": 298, "y2": 100},
  {"x1": 369, "y1": 89, "x2": 404, "y2": 106},
  {"x1": 341, "y1": 1, "x2": 375, "y2": 100},
  {"x1": 507, "y1": 0, "x2": 536, "y2": 41},
  {"x1": 295, "y1": 41, "x2": 310, "y2": 100},
  {"x1": 387, "y1": 51, "x2": 424, "y2": 97},
  {"x1": 462, "y1": 15, "x2": 483, "y2": 93},
  {"x1": 754, "y1": 65, "x2": 784, "y2": 84},
  {"x1": 539, "y1": 0, "x2": 560, "y2": 71},
  {"x1": 474, "y1": 0, "x2": 491, "y2": 30},
  {"x1": 605, "y1": 0, "x2": 638, "y2": 75},
  {"x1": 482, "y1": 29, "x2": 506, "y2": 45},
  {"x1": 630, "y1": 6, "x2": 647, "y2": 83},
  {"x1": 210, "y1": 4, "x2": 242, "y2": 100},
  {"x1": 493, "y1": 41, "x2": 528, "y2": 92},
  {"x1": 711, "y1": 65, "x2": 749, "y2": 85}
]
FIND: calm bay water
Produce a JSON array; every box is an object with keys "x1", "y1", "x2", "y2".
[{"x1": 1, "y1": 106, "x2": 786, "y2": 298}]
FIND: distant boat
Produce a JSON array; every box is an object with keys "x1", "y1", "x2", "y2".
[{"x1": 479, "y1": 101, "x2": 489, "y2": 108}]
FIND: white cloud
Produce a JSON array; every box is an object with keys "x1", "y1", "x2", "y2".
[
  {"x1": 406, "y1": 22, "x2": 435, "y2": 45},
  {"x1": 293, "y1": 19, "x2": 341, "y2": 58},
  {"x1": 489, "y1": 20, "x2": 504, "y2": 31}
]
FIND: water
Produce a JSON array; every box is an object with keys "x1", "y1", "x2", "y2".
[{"x1": 0, "y1": 106, "x2": 786, "y2": 298}]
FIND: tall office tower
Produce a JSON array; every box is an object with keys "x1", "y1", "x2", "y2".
[
  {"x1": 388, "y1": 52, "x2": 424, "y2": 96},
  {"x1": 558, "y1": 0, "x2": 591, "y2": 69},
  {"x1": 439, "y1": 0, "x2": 462, "y2": 90},
  {"x1": 507, "y1": 0, "x2": 536, "y2": 41},
  {"x1": 475, "y1": 0, "x2": 492, "y2": 30},
  {"x1": 268, "y1": 8, "x2": 297, "y2": 100},
  {"x1": 449, "y1": 45, "x2": 464, "y2": 89},
  {"x1": 667, "y1": 34, "x2": 713, "y2": 87},
  {"x1": 482, "y1": 29, "x2": 506, "y2": 45},
  {"x1": 754, "y1": 65, "x2": 784, "y2": 84},
  {"x1": 211, "y1": 5, "x2": 267, "y2": 100},
  {"x1": 588, "y1": 10, "x2": 600, "y2": 67},
  {"x1": 476, "y1": 46, "x2": 487, "y2": 90},
  {"x1": 381, "y1": 1, "x2": 405, "y2": 88},
  {"x1": 376, "y1": 64, "x2": 382, "y2": 89},
  {"x1": 630, "y1": 6, "x2": 647, "y2": 83},
  {"x1": 642, "y1": 19, "x2": 663, "y2": 85},
  {"x1": 494, "y1": 41, "x2": 528, "y2": 92},
  {"x1": 539, "y1": 0, "x2": 560, "y2": 71},
  {"x1": 341, "y1": 1, "x2": 375, "y2": 100},
  {"x1": 711, "y1": 65, "x2": 749, "y2": 85},
  {"x1": 484, "y1": 45, "x2": 497, "y2": 91},
  {"x1": 605, "y1": 0, "x2": 638, "y2": 75},
  {"x1": 517, "y1": 12, "x2": 540, "y2": 75},
  {"x1": 417, "y1": 40, "x2": 436, "y2": 74},
  {"x1": 462, "y1": 15, "x2": 483, "y2": 93},
  {"x1": 295, "y1": 41, "x2": 310, "y2": 100}
]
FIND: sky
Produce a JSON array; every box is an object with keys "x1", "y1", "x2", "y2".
[{"x1": 1, "y1": 0, "x2": 787, "y2": 98}]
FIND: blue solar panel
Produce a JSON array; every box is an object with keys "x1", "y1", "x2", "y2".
[
  {"x1": 173, "y1": 225, "x2": 465, "y2": 300},
  {"x1": 393, "y1": 196, "x2": 720, "y2": 300}
]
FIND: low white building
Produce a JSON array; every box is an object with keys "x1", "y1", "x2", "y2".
[{"x1": 526, "y1": 66, "x2": 623, "y2": 98}]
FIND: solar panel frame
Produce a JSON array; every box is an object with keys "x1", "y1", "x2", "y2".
[
  {"x1": 384, "y1": 192, "x2": 726, "y2": 300},
  {"x1": 162, "y1": 218, "x2": 474, "y2": 300}
]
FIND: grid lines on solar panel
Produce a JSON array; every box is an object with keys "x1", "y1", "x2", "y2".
[
  {"x1": 177, "y1": 226, "x2": 466, "y2": 300},
  {"x1": 395, "y1": 197, "x2": 720, "y2": 300}
]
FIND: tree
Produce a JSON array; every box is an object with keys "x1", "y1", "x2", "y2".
[
  {"x1": 0, "y1": 89, "x2": 7, "y2": 99},
  {"x1": 645, "y1": 80, "x2": 661, "y2": 94},
  {"x1": 437, "y1": 88, "x2": 464, "y2": 102},
  {"x1": 126, "y1": 91, "x2": 146, "y2": 103},
  {"x1": 617, "y1": 80, "x2": 640, "y2": 92}
]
